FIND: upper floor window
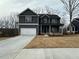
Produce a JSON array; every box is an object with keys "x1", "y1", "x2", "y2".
[
  {"x1": 32, "y1": 16, "x2": 37, "y2": 23},
  {"x1": 25, "y1": 16, "x2": 32, "y2": 22},
  {"x1": 51, "y1": 19, "x2": 57, "y2": 24},
  {"x1": 44, "y1": 18, "x2": 48, "y2": 23}
]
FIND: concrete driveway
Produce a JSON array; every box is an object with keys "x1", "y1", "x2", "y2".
[
  {"x1": 15, "y1": 48, "x2": 79, "y2": 59},
  {"x1": 1, "y1": 35, "x2": 79, "y2": 59},
  {"x1": 0, "y1": 35, "x2": 35, "y2": 59}
]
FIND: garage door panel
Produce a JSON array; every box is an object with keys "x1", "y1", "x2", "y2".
[{"x1": 21, "y1": 28, "x2": 36, "y2": 35}]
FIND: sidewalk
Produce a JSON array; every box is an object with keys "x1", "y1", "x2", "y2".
[{"x1": 15, "y1": 48, "x2": 79, "y2": 59}]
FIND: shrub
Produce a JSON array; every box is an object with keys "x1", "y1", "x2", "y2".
[{"x1": 0, "y1": 28, "x2": 19, "y2": 37}]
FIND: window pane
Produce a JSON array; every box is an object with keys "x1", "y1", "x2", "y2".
[
  {"x1": 51, "y1": 19, "x2": 57, "y2": 23},
  {"x1": 32, "y1": 16, "x2": 37, "y2": 22},
  {"x1": 25, "y1": 16, "x2": 32, "y2": 22},
  {"x1": 43, "y1": 18, "x2": 47, "y2": 23},
  {"x1": 19, "y1": 16, "x2": 25, "y2": 23}
]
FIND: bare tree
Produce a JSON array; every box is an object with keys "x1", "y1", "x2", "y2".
[
  {"x1": 45, "y1": 6, "x2": 52, "y2": 14},
  {"x1": 60, "y1": 0, "x2": 79, "y2": 32},
  {"x1": 33, "y1": 8, "x2": 45, "y2": 14},
  {"x1": 0, "y1": 18, "x2": 3, "y2": 28},
  {"x1": 4, "y1": 20, "x2": 9, "y2": 28},
  {"x1": 33, "y1": 6, "x2": 60, "y2": 15},
  {"x1": 0, "y1": 13, "x2": 18, "y2": 29},
  {"x1": 45, "y1": 6, "x2": 60, "y2": 15},
  {"x1": 61, "y1": 12, "x2": 67, "y2": 27},
  {"x1": 8, "y1": 15, "x2": 15, "y2": 28}
]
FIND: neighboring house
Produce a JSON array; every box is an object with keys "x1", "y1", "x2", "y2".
[
  {"x1": 18, "y1": 8, "x2": 64, "y2": 35},
  {"x1": 67, "y1": 18, "x2": 79, "y2": 33}
]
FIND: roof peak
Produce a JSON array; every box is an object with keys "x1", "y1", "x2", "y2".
[{"x1": 19, "y1": 8, "x2": 37, "y2": 15}]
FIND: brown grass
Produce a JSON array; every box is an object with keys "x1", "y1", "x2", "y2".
[{"x1": 25, "y1": 34, "x2": 79, "y2": 48}]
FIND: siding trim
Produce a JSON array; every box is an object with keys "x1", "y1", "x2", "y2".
[
  {"x1": 19, "y1": 15, "x2": 37, "y2": 16},
  {"x1": 18, "y1": 23, "x2": 38, "y2": 25},
  {"x1": 40, "y1": 14, "x2": 49, "y2": 18}
]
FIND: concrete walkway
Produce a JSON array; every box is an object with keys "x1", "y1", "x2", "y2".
[
  {"x1": 15, "y1": 48, "x2": 79, "y2": 59},
  {"x1": 0, "y1": 35, "x2": 35, "y2": 59}
]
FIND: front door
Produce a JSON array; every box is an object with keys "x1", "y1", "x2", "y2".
[{"x1": 42, "y1": 25, "x2": 49, "y2": 34}]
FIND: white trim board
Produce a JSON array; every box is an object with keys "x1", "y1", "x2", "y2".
[
  {"x1": 40, "y1": 14, "x2": 50, "y2": 18},
  {"x1": 18, "y1": 23, "x2": 38, "y2": 25}
]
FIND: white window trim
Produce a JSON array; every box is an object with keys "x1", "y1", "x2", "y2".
[{"x1": 40, "y1": 14, "x2": 49, "y2": 18}]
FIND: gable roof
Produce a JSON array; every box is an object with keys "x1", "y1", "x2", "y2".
[
  {"x1": 73, "y1": 18, "x2": 79, "y2": 21},
  {"x1": 19, "y1": 8, "x2": 37, "y2": 15},
  {"x1": 40, "y1": 14, "x2": 50, "y2": 18},
  {"x1": 72, "y1": 18, "x2": 79, "y2": 28},
  {"x1": 67, "y1": 18, "x2": 79, "y2": 30},
  {"x1": 39, "y1": 14, "x2": 60, "y2": 19}
]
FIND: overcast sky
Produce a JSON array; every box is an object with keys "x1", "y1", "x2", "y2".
[
  {"x1": 0, "y1": 0, "x2": 71, "y2": 26},
  {"x1": 0, "y1": 0, "x2": 64, "y2": 16}
]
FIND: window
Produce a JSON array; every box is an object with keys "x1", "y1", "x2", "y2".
[
  {"x1": 43, "y1": 18, "x2": 48, "y2": 23},
  {"x1": 25, "y1": 16, "x2": 32, "y2": 22},
  {"x1": 19, "y1": 16, "x2": 25, "y2": 23},
  {"x1": 32, "y1": 16, "x2": 37, "y2": 22},
  {"x1": 51, "y1": 19, "x2": 57, "y2": 24}
]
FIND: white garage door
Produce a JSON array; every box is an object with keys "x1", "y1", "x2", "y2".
[{"x1": 21, "y1": 28, "x2": 36, "y2": 36}]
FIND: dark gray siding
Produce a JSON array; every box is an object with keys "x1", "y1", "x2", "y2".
[
  {"x1": 32, "y1": 16, "x2": 38, "y2": 23},
  {"x1": 19, "y1": 15, "x2": 39, "y2": 23},
  {"x1": 50, "y1": 18, "x2": 60, "y2": 24},
  {"x1": 19, "y1": 16, "x2": 25, "y2": 23},
  {"x1": 40, "y1": 16, "x2": 50, "y2": 24},
  {"x1": 19, "y1": 8, "x2": 38, "y2": 24}
]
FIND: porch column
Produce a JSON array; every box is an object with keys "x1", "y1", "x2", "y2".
[
  {"x1": 41, "y1": 25, "x2": 42, "y2": 34},
  {"x1": 59, "y1": 26, "x2": 63, "y2": 35},
  {"x1": 74, "y1": 26, "x2": 75, "y2": 33},
  {"x1": 73, "y1": 26, "x2": 75, "y2": 34},
  {"x1": 49, "y1": 26, "x2": 51, "y2": 34},
  {"x1": 61, "y1": 26, "x2": 63, "y2": 35}
]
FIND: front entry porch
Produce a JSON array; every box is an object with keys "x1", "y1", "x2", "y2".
[
  {"x1": 42, "y1": 25, "x2": 49, "y2": 34},
  {"x1": 39, "y1": 25, "x2": 63, "y2": 35}
]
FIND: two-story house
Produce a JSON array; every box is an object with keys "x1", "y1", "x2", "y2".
[{"x1": 18, "y1": 8, "x2": 64, "y2": 35}]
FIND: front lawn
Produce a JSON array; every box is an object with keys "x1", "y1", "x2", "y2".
[{"x1": 25, "y1": 34, "x2": 79, "y2": 48}]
